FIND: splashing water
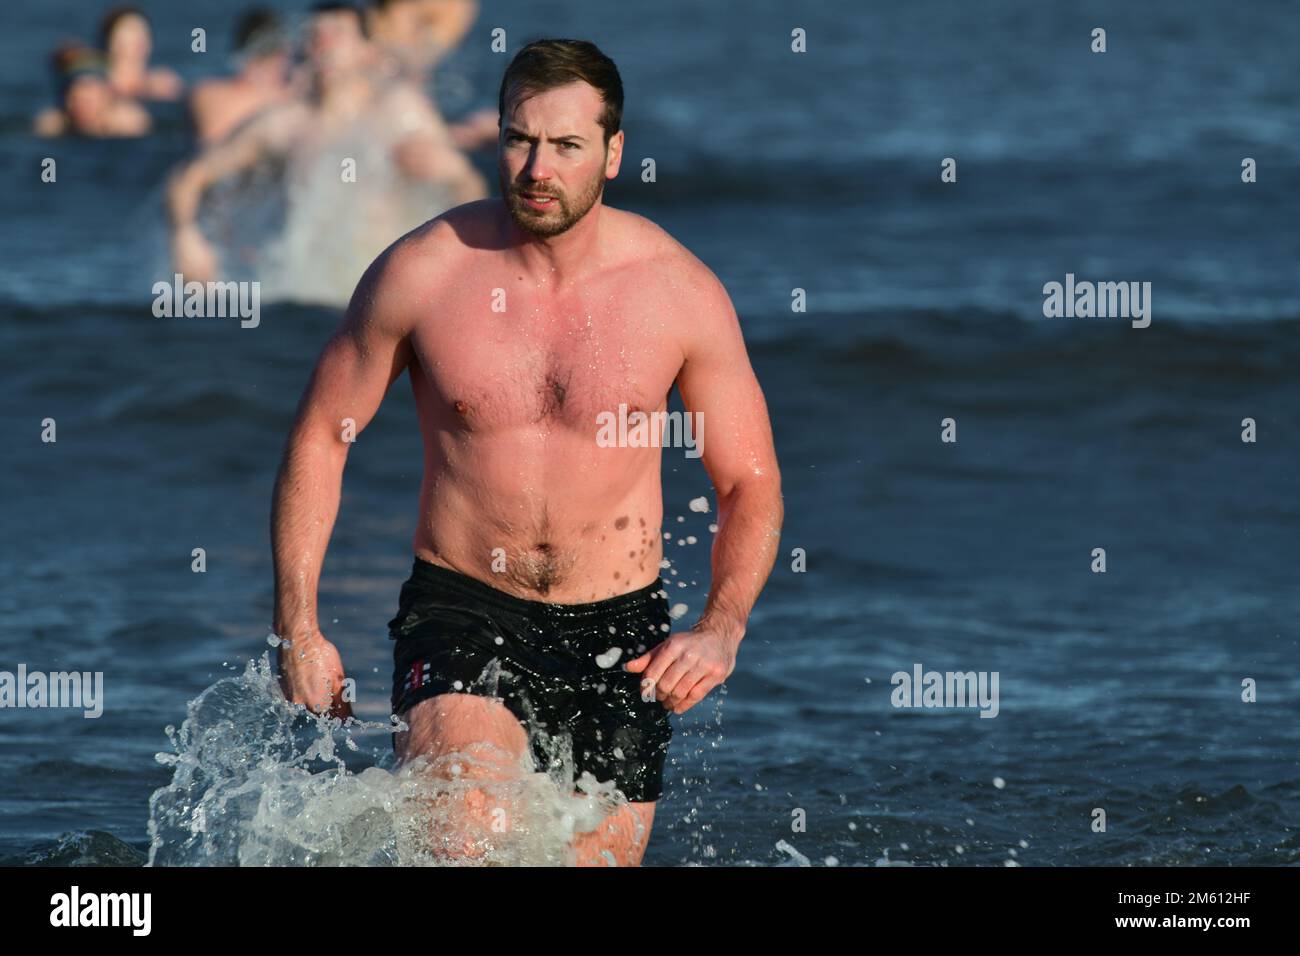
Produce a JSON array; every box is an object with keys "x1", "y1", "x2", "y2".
[
  {"x1": 146, "y1": 653, "x2": 632, "y2": 866},
  {"x1": 199, "y1": 122, "x2": 459, "y2": 308}
]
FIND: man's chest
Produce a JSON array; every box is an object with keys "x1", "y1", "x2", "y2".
[{"x1": 410, "y1": 281, "x2": 686, "y2": 433}]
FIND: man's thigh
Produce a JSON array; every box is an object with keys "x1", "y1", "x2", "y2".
[
  {"x1": 395, "y1": 692, "x2": 530, "y2": 774},
  {"x1": 395, "y1": 693, "x2": 658, "y2": 864}
]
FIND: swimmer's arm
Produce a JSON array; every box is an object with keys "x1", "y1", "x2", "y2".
[
  {"x1": 420, "y1": 0, "x2": 479, "y2": 66},
  {"x1": 270, "y1": 244, "x2": 418, "y2": 649},
  {"x1": 625, "y1": 263, "x2": 782, "y2": 713},
  {"x1": 187, "y1": 81, "x2": 226, "y2": 146},
  {"x1": 165, "y1": 106, "x2": 294, "y2": 228},
  {"x1": 673, "y1": 267, "x2": 784, "y2": 648},
  {"x1": 385, "y1": 85, "x2": 488, "y2": 203},
  {"x1": 146, "y1": 65, "x2": 184, "y2": 101},
  {"x1": 33, "y1": 107, "x2": 67, "y2": 137}
]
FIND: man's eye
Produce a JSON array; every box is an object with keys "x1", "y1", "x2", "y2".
[{"x1": 558, "y1": 142, "x2": 578, "y2": 150}]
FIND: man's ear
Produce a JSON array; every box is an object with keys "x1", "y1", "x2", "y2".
[{"x1": 604, "y1": 129, "x2": 624, "y2": 180}]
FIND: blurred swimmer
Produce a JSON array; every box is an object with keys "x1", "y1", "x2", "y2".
[
  {"x1": 33, "y1": 42, "x2": 150, "y2": 138},
  {"x1": 189, "y1": 9, "x2": 292, "y2": 146},
  {"x1": 166, "y1": 2, "x2": 488, "y2": 301},
  {"x1": 99, "y1": 6, "x2": 183, "y2": 101},
  {"x1": 366, "y1": 0, "x2": 477, "y2": 79},
  {"x1": 365, "y1": 0, "x2": 499, "y2": 151}
]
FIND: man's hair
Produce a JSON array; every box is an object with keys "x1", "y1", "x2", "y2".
[
  {"x1": 310, "y1": 1, "x2": 368, "y2": 39},
  {"x1": 498, "y1": 39, "x2": 623, "y2": 144},
  {"x1": 233, "y1": 8, "x2": 283, "y2": 55}
]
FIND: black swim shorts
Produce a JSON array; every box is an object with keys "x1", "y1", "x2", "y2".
[{"x1": 388, "y1": 557, "x2": 675, "y2": 803}]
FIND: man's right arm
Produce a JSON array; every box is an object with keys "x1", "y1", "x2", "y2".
[{"x1": 271, "y1": 241, "x2": 418, "y2": 717}]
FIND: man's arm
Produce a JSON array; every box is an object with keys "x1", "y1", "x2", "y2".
[
  {"x1": 271, "y1": 241, "x2": 417, "y2": 716},
  {"x1": 418, "y1": 0, "x2": 479, "y2": 68},
  {"x1": 165, "y1": 106, "x2": 295, "y2": 281},
  {"x1": 624, "y1": 263, "x2": 784, "y2": 714},
  {"x1": 383, "y1": 84, "x2": 488, "y2": 204}
]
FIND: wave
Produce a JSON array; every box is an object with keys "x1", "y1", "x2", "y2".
[{"x1": 747, "y1": 307, "x2": 1300, "y2": 375}]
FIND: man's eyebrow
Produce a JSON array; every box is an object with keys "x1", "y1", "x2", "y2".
[{"x1": 503, "y1": 127, "x2": 588, "y2": 143}]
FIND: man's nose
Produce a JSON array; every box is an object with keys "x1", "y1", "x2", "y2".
[{"x1": 524, "y1": 145, "x2": 553, "y2": 182}]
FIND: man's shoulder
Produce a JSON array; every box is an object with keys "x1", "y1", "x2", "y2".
[
  {"x1": 606, "y1": 206, "x2": 723, "y2": 295},
  {"x1": 357, "y1": 199, "x2": 500, "y2": 300},
  {"x1": 392, "y1": 197, "x2": 498, "y2": 259},
  {"x1": 189, "y1": 77, "x2": 228, "y2": 103}
]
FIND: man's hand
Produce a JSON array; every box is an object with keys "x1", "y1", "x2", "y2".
[
  {"x1": 171, "y1": 224, "x2": 219, "y2": 284},
  {"x1": 623, "y1": 623, "x2": 741, "y2": 715},
  {"x1": 277, "y1": 631, "x2": 354, "y2": 720}
]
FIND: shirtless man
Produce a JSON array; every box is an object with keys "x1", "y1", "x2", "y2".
[
  {"x1": 167, "y1": 3, "x2": 486, "y2": 288},
  {"x1": 366, "y1": 0, "x2": 500, "y2": 151},
  {"x1": 188, "y1": 9, "x2": 291, "y2": 146},
  {"x1": 272, "y1": 39, "x2": 782, "y2": 865}
]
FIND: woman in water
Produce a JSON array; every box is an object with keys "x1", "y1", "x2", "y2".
[{"x1": 99, "y1": 6, "x2": 183, "y2": 101}]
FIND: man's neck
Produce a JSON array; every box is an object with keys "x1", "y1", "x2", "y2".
[
  {"x1": 504, "y1": 202, "x2": 607, "y2": 290},
  {"x1": 314, "y1": 72, "x2": 370, "y2": 117}
]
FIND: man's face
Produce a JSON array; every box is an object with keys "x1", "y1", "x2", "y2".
[
  {"x1": 66, "y1": 76, "x2": 111, "y2": 129},
  {"x1": 306, "y1": 11, "x2": 367, "y2": 79},
  {"x1": 498, "y1": 81, "x2": 623, "y2": 238}
]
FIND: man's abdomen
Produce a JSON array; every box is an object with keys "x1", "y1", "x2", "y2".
[{"x1": 410, "y1": 447, "x2": 667, "y2": 604}]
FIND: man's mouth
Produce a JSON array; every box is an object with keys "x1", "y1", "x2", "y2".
[{"x1": 519, "y1": 191, "x2": 558, "y2": 211}]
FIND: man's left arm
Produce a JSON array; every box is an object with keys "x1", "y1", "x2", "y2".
[
  {"x1": 624, "y1": 266, "x2": 783, "y2": 714},
  {"x1": 385, "y1": 84, "x2": 488, "y2": 204}
]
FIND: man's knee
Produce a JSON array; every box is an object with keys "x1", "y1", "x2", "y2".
[
  {"x1": 573, "y1": 799, "x2": 656, "y2": 866},
  {"x1": 395, "y1": 693, "x2": 533, "y2": 860}
]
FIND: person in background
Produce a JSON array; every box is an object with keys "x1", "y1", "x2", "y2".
[
  {"x1": 189, "y1": 9, "x2": 292, "y2": 146},
  {"x1": 100, "y1": 5, "x2": 183, "y2": 102},
  {"x1": 366, "y1": 0, "x2": 499, "y2": 150},
  {"x1": 366, "y1": 0, "x2": 476, "y2": 79},
  {"x1": 166, "y1": 2, "x2": 487, "y2": 291},
  {"x1": 33, "y1": 42, "x2": 151, "y2": 137}
]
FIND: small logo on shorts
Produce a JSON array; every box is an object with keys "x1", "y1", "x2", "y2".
[{"x1": 405, "y1": 660, "x2": 431, "y2": 694}]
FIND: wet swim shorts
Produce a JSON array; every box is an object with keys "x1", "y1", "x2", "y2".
[{"x1": 388, "y1": 557, "x2": 675, "y2": 803}]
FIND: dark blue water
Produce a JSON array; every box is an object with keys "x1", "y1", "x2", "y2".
[{"x1": 1, "y1": 0, "x2": 1298, "y2": 865}]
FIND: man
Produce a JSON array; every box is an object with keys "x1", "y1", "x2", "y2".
[
  {"x1": 366, "y1": 0, "x2": 500, "y2": 151},
  {"x1": 167, "y1": 2, "x2": 486, "y2": 302},
  {"x1": 188, "y1": 9, "x2": 291, "y2": 146},
  {"x1": 273, "y1": 39, "x2": 782, "y2": 865}
]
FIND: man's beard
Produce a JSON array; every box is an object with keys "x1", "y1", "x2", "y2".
[{"x1": 502, "y1": 168, "x2": 605, "y2": 238}]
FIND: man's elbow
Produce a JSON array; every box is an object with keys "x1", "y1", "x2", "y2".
[
  {"x1": 717, "y1": 467, "x2": 782, "y2": 514},
  {"x1": 286, "y1": 411, "x2": 355, "y2": 467}
]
